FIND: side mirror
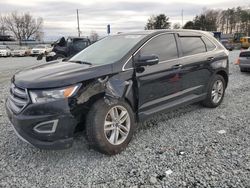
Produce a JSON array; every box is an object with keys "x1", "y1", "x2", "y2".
[
  {"x1": 37, "y1": 54, "x2": 43, "y2": 60},
  {"x1": 135, "y1": 55, "x2": 159, "y2": 67}
]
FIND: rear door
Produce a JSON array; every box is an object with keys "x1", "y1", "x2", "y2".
[
  {"x1": 176, "y1": 33, "x2": 213, "y2": 97},
  {"x1": 134, "y1": 33, "x2": 182, "y2": 116}
]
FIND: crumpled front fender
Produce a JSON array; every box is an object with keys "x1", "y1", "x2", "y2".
[{"x1": 77, "y1": 72, "x2": 135, "y2": 110}]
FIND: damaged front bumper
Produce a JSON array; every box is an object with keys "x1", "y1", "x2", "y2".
[{"x1": 6, "y1": 98, "x2": 78, "y2": 150}]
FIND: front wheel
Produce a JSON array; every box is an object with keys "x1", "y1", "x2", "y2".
[
  {"x1": 86, "y1": 99, "x2": 136, "y2": 155},
  {"x1": 202, "y1": 75, "x2": 225, "y2": 108}
]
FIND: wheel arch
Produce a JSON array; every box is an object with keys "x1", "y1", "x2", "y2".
[
  {"x1": 73, "y1": 78, "x2": 137, "y2": 132},
  {"x1": 215, "y1": 70, "x2": 228, "y2": 88}
]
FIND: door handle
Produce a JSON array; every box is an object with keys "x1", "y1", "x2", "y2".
[
  {"x1": 172, "y1": 64, "x2": 183, "y2": 69},
  {"x1": 207, "y1": 57, "x2": 215, "y2": 62}
]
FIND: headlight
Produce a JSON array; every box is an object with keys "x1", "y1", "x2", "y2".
[
  {"x1": 29, "y1": 84, "x2": 81, "y2": 103},
  {"x1": 47, "y1": 52, "x2": 56, "y2": 57}
]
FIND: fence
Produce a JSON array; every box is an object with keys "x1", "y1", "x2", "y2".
[{"x1": 0, "y1": 41, "x2": 52, "y2": 48}]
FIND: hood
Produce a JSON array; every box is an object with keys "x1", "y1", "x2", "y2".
[{"x1": 13, "y1": 61, "x2": 113, "y2": 89}]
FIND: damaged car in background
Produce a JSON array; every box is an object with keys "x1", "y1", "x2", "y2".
[
  {"x1": 6, "y1": 30, "x2": 229, "y2": 155},
  {"x1": 40, "y1": 36, "x2": 91, "y2": 62}
]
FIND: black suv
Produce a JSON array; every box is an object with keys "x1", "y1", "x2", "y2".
[
  {"x1": 6, "y1": 30, "x2": 229, "y2": 155},
  {"x1": 43, "y1": 37, "x2": 91, "y2": 62}
]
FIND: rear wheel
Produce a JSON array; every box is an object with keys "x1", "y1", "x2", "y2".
[
  {"x1": 86, "y1": 99, "x2": 136, "y2": 155},
  {"x1": 202, "y1": 75, "x2": 225, "y2": 108}
]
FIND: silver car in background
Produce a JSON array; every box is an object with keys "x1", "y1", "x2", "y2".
[
  {"x1": 237, "y1": 50, "x2": 250, "y2": 72},
  {"x1": 11, "y1": 46, "x2": 31, "y2": 57},
  {"x1": 0, "y1": 45, "x2": 11, "y2": 57},
  {"x1": 31, "y1": 44, "x2": 52, "y2": 56}
]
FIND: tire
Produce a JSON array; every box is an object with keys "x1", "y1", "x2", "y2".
[
  {"x1": 240, "y1": 68, "x2": 246, "y2": 72},
  {"x1": 202, "y1": 74, "x2": 225, "y2": 108},
  {"x1": 86, "y1": 99, "x2": 136, "y2": 155}
]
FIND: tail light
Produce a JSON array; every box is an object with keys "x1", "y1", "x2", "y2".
[{"x1": 235, "y1": 58, "x2": 240, "y2": 65}]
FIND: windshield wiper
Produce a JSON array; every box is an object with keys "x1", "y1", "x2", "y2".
[{"x1": 69, "y1": 60, "x2": 92, "y2": 65}]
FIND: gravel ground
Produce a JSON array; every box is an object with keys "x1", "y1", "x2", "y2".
[{"x1": 0, "y1": 52, "x2": 250, "y2": 188}]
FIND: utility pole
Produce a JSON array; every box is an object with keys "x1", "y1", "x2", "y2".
[
  {"x1": 181, "y1": 9, "x2": 184, "y2": 28},
  {"x1": 76, "y1": 9, "x2": 81, "y2": 37}
]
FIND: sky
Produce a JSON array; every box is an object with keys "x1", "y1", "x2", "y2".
[{"x1": 0, "y1": 0, "x2": 248, "y2": 40}]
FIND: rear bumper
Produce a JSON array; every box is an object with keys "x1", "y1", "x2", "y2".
[
  {"x1": 5, "y1": 98, "x2": 78, "y2": 150},
  {"x1": 239, "y1": 64, "x2": 250, "y2": 69},
  {"x1": 239, "y1": 63, "x2": 250, "y2": 71}
]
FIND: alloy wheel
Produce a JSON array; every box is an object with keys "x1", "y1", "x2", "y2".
[
  {"x1": 104, "y1": 105, "x2": 131, "y2": 145},
  {"x1": 211, "y1": 80, "x2": 224, "y2": 104}
]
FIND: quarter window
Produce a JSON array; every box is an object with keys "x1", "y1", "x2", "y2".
[
  {"x1": 179, "y1": 37, "x2": 206, "y2": 56},
  {"x1": 202, "y1": 36, "x2": 216, "y2": 51},
  {"x1": 139, "y1": 34, "x2": 178, "y2": 62}
]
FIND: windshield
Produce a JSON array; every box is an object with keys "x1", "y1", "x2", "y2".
[{"x1": 70, "y1": 34, "x2": 145, "y2": 65}]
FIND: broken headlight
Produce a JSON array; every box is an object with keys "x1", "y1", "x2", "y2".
[{"x1": 29, "y1": 84, "x2": 81, "y2": 103}]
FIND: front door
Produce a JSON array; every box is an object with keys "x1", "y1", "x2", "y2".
[{"x1": 134, "y1": 33, "x2": 182, "y2": 116}]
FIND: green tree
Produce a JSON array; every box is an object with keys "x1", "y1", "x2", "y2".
[
  {"x1": 183, "y1": 9, "x2": 219, "y2": 31},
  {"x1": 145, "y1": 14, "x2": 171, "y2": 30},
  {"x1": 145, "y1": 15, "x2": 155, "y2": 30},
  {"x1": 183, "y1": 21, "x2": 194, "y2": 29}
]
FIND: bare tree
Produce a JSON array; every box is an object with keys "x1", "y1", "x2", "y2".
[
  {"x1": 2, "y1": 12, "x2": 43, "y2": 42},
  {"x1": 34, "y1": 31, "x2": 44, "y2": 42},
  {"x1": 0, "y1": 16, "x2": 8, "y2": 35},
  {"x1": 89, "y1": 30, "x2": 99, "y2": 42}
]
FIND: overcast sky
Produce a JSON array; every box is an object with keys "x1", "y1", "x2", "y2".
[{"x1": 0, "y1": 0, "x2": 248, "y2": 40}]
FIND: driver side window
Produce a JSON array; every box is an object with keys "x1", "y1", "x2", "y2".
[{"x1": 139, "y1": 34, "x2": 178, "y2": 62}]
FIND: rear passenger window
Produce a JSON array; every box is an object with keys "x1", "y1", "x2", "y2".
[
  {"x1": 139, "y1": 34, "x2": 178, "y2": 61},
  {"x1": 202, "y1": 36, "x2": 216, "y2": 51},
  {"x1": 179, "y1": 37, "x2": 206, "y2": 56}
]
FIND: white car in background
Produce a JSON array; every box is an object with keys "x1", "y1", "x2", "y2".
[
  {"x1": 0, "y1": 45, "x2": 11, "y2": 57},
  {"x1": 31, "y1": 44, "x2": 52, "y2": 56},
  {"x1": 11, "y1": 46, "x2": 31, "y2": 57}
]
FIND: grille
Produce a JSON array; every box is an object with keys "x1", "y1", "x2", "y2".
[{"x1": 8, "y1": 83, "x2": 29, "y2": 113}]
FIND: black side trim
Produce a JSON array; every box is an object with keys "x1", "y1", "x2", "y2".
[{"x1": 139, "y1": 93, "x2": 207, "y2": 121}]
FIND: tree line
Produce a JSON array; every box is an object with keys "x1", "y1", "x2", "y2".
[
  {"x1": 145, "y1": 6, "x2": 250, "y2": 36},
  {"x1": 183, "y1": 7, "x2": 250, "y2": 35},
  {"x1": 0, "y1": 12, "x2": 43, "y2": 42}
]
